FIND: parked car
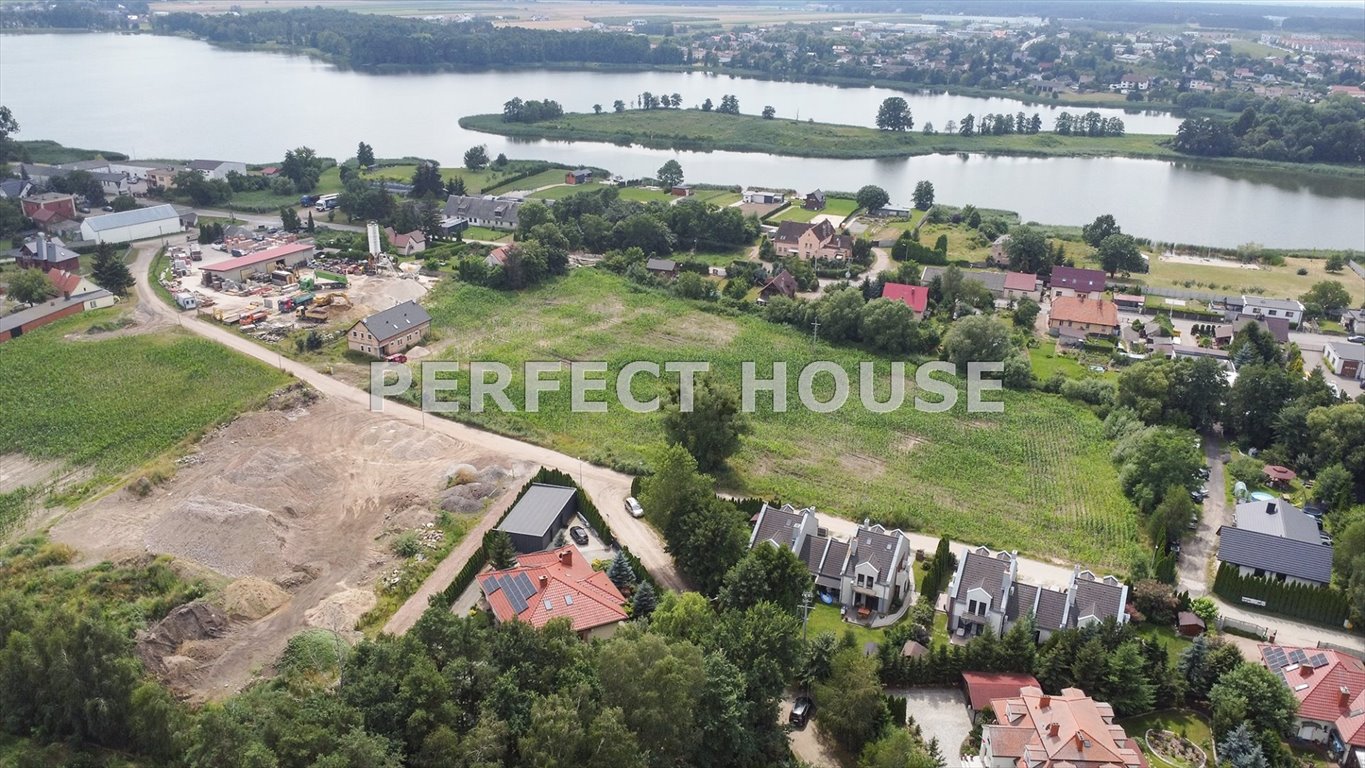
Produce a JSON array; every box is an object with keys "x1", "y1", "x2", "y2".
[
  {"x1": 1188, "y1": 514, "x2": 1199, "y2": 530},
  {"x1": 101, "y1": 205, "x2": 114, "y2": 212},
  {"x1": 789, "y1": 697, "x2": 813, "y2": 728},
  {"x1": 569, "y1": 526, "x2": 589, "y2": 546},
  {"x1": 1349, "y1": 335, "x2": 1365, "y2": 344},
  {"x1": 625, "y1": 497, "x2": 644, "y2": 518},
  {"x1": 1322, "y1": 534, "x2": 1335, "y2": 546},
  {"x1": 1195, "y1": 467, "x2": 1210, "y2": 480},
  {"x1": 385, "y1": 354, "x2": 407, "y2": 363}
]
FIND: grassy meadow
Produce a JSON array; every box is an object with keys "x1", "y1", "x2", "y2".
[
  {"x1": 769, "y1": 197, "x2": 860, "y2": 223},
  {"x1": 1103, "y1": 253, "x2": 1365, "y2": 303},
  {"x1": 413, "y1": 268, "x2": 1141, "y2": 570}
]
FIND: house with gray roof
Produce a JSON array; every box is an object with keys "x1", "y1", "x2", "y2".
[
  {"x1": 1240, "y1": 294, "x2": 1304, "y2": 326},
  {"x1": 948, "y1": 546, "x2": 1129, "y2": 642},
  {"x1": 187, "y1": 159, "x2": 247, "y2": 181},
  {"x1": 1217, "y1": 499, "x2": 1332, "y2": 587},
  {"x1": 747, "y1": 503, "x2": 914, "y2": 618},
  {"x1": 920, "y1": 266, "x2": 1009, "y2": 297},
  {"x1": 346, "y1": 300, "x2": 432, "y2": 358},
  {"x1": 1324, "y1": 341, "x2": 1365, "y2": 380},
  {"x1": 442, "y1": 195, "x2": 524, "y2": 231}
]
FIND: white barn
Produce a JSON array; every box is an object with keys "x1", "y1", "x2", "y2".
[{"x1": 79, "y1": 204, "x2": 183, "y2": 244}]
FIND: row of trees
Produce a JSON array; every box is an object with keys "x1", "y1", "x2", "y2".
[
  {"x1": 500, "y1": 97, "x2": 564, "y2": 123},
  {"x1": 1172, "y1": 94, "x2": 1365, "y2": 164}
]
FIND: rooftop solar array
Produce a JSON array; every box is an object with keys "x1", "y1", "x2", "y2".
[
  {"x1": 485, "y1": 572, "x2": 537, "y2": 614},
  {"x1": 1266, "y1": 646, "x2": 1334, "y2": 676},
  {"x1": 1264, "y1": 647, "x2": 1289, "y2": 669}
]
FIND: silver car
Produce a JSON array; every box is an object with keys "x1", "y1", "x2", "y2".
[{"x1": 625, "y1": 497, "x2": 644, "y2": 518}]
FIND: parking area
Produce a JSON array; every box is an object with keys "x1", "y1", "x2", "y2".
[{"x1": 892, "y1": 688, "x2": 973, "y2": 766}]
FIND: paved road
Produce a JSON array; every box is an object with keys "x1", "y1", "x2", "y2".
[
  {"x1": 129, "y1": 243, "x2": 684, "y2": 635},
  {"x1": 194, "y1": 207, "x2": 366, "y2": 234}
]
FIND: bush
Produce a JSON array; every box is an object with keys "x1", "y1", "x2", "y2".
[
  {"x1": 391, "y1": 532, "x2": 421, "y2": 558},
  {"x1": 1226, "y1": 454, "x2": 1265, "y2": 487},
  {"x1": 1213, "y1": 562, "x2": 1349, "y2": 625}
]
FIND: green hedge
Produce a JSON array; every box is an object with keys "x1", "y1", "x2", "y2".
[{"x1": 1213, "y1": 561, "x2": 1349, "y2": 626}]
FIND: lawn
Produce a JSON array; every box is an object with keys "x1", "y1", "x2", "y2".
[
  {"x1": 803, "y1": 602, "x2": 884, "y2": 645},
  {"x1": 918, "y1": 223, "x2": 991, "y2": 262},
  {"x1": 1119, "y1": 709, "x2": 1214, "y2": 768},
  {"x1": 1135, "y1": 624, "x2": 1193, "y2": 665},
  {"x1": 679, "y1": 245, "x2": 752, "y2": 267},
  {"x1": 1028, "y1": 346, "x2": 1093, "y2": 381},
  {"x1": 617, "y1": 186, "x2": 678, "y2": 204},
  {"x1": 867, "y1": 209, "x2": 927, "y2": 239},
  {"x1": 1095, "y1": 253, "x2": 1365, "y2": 304},
  {"x1": 362, "y1": 161, "x2": 542, "y2": 195},
  {"x1": 484, "y1": 168, "x2": 577, "y2": 194},
  {"x1": 769, "y1": 197, "x2": 860, "y2": 224},
  {"x1": 459, "y1": 226, "x2": 513, "y2": 243},
  {"x1": 690, "y1": 189, "x2": 742, "y2": 207},
  {"x1": 530, "y1": 183, "x2": 604, "y2": 200},
  {"x1": 413, "y1": 268, "x2": 1142, "y2": 570}
]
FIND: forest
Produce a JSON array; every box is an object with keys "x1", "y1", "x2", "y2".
[
  {"x1": 151, "y1": 9, "x2": 658, "y2": 70},
  {"x1": 1172, "y1": 93, "x2": 1365, "y2": 164}
]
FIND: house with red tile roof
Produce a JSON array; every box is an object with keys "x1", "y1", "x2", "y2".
[
  {"x1": 1048, "y1": 295, "x2": 1120, "y2": 338},
  {"x1": 477, "y1": 546, "x2": 628, "y2": 640},
  {"x1": 1260, "y1": 644, "x2": 1365, "y2": 760},
  {"x1": 882, "y1": 282, "x2": 929, "y2": 320},
  {"x1": 962, "y1": 671, "x2": 1042, "y2": 713},
  {"x1": 382, "y1": 226, "x2": 427, "y2": 257},
  {"x1": 43, "y1": 268, "x2": 104, "y2": 300},
  {"x1": 981, "y1": 686, "x2": 1144, "y2": 768},
  {"x1": 1003, "y1": 271, "x2": 1040, "y2": 302}
]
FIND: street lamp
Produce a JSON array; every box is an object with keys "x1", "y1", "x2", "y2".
[{"x1": 799, "y1": 590, "x2": 814, "y2": 642}]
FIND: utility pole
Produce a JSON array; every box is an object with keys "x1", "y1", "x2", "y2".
[
  {"x1": 811, "y1": 318, "x2": 820, "y2": 348},
  {"x1": 799, "y1": 590, "x2": 814, "y2": 643}
]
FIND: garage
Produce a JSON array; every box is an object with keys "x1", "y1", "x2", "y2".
[
  {"x1": 497, "y1": 483, "x2": 578, "y2": 553},
  {"x1": 199, "y1": 242, "x2": 314, "y2": 286},
  {"x1": 78, "y1": 203, "x2": 183, "y2": 244}
]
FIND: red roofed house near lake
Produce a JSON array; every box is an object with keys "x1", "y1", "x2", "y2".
[
  {"x1": 882, "y1": 282, "x2": 929, "y2": 320},
  {"x1": 1260, "y1": 644, "x2": 1365, "y2": 762},
  {"x1": 477, "y1": 546, "x2": 628, "y2": 641},
  {"x1": 980, "y1": 685, "x2": 1145, "y2": 768},
  {"x1": 1049, "y1": 295, "x2": 1120, "y2": 339}
]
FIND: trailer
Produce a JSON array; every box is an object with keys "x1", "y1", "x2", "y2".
[
  {"x1": 240, "y1": 310, "x2": 269, "y2": 326},
  {"x1": 314, "y1": 194, "x2": 340, "y2": 212},
  {"x1": 293, "y1": 292, "x2": 315, "y2": 307}
]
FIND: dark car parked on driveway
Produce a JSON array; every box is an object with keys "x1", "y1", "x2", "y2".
[
  {"x1": 569, "y1": 526, "x2": 589, "y2": 546},
  {"x1": 789, "y1": 697, "x2": 813, "y2": 728}
]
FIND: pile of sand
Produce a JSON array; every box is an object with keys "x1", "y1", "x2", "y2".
[
  {"x1": 304, "y1": 588, "x2": 375, "y2": 640},
  {"x1": 145, "y1": 497, "x2": 290, "y2": 579},
  {"x1": 439, "y1": 482, "x2": 498, "y2": 513},
  {"x1": 222, "y1": 577, "x2": 290, "y2": 620},
  {"x1": 138, "y1": 602, "x2": 229, "y2": 674}
]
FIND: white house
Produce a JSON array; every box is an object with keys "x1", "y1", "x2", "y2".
[
  {"x1": 742, "y1": 189, "x2": 785, "y2": 204},
  {"x1": 187, "y1": 159, "x2": 247, "y2": 181},
  {"x1": 1240, "y1": 295, "x2": 1304, "y2": 326},
  {"x1": 79, "y1": 204, "x2": 183, "y2": 244},
  {"x1": 747, "y1": 503, "x2": 914, "y2": 619}
]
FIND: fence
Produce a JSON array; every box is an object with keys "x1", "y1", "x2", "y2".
[{"x1": 1217, "y1": 616, "x2": 1269, "y2": 641}]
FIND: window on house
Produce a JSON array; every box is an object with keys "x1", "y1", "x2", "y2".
[{"x1": 1268, "y1": 310, "x2": 1278, "y2": 316}]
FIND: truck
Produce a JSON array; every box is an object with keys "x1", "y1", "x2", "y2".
[
  {"x1": 299, "y1": 194, "x2": 318, "y2": 207},
  {"x1": 314, "y1": 193, "x2": 340, "y2": 212}
]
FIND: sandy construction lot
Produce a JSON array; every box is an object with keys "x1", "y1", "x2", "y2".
[{"x1": 50, "y1": 390, "x2": 530, "y2": 699}]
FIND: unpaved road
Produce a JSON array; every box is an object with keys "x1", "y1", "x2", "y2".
[{"x1": 128, "y1": 243, "x2": 684, "y2": 621}]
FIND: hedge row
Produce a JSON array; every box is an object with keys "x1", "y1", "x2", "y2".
[
  {"x1": 438, "y1": 471, "x2": 551, "y2": 605},
  {"x1": 1212, "y1": 562, "x2": 1349, "y2": 626}
]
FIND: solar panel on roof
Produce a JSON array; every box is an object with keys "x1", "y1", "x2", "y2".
[
  {"x1": 486, "y1": 577, "x2": 502, "y2": 594},
  {"x1": 1290, "y1": 649, "x2": 1309, "y2": 665},
  {"x1": 1265, "y1": 647, "x2": 1288, "y2": 668},
  {"x1": 1309, "y1": 653, "x2": 1329, "y2": 668}
]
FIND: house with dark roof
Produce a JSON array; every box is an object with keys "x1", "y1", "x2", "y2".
[
  {"x1": 759, "y1": 269, "x2": 799, "y2": 301},
  {"x1": 981, "y1": 686, "x2": 1144, "y2": 768},
  {"x1": 442, "y1": 195, "x2": 524, "y2": 231},
  {"x1": 772, "y1": 219, "x2": 849, "y2": 260},
  {"x1": 747, "y1": 503, "x2": 914, "y2": 619},
  {"x1": 477, "y1": 546, "x2": 627, "y2": 640},
  {"x1": 947, "y1": 546, "x2": 1129, "y2": 642},
  {"x1": 17, "y1": 235, "x2": 81, "y2": 272},
  {"x1": 564, "y1": 168, "x2": 592, "y2": 185},
  {"x1": 803, "y1": 189, "x2": 827, "y2": 210},
  {"x1": 645, "y1": 258, "x2": 678, "y2": 278},
  {"x1": 496, "y1": 484, "x2": 579, "y2": 553},
  {"x1": 0, "y1": 179, "x2": 32, "y2": 199},
  {"x1": 1217, "y1": 499, "x2": 1332, "y2": 587},
  {"x1": 346, "y1": 300, "x2": 432, "y2": 358},
  {"x1": 1048, "y1": 266, "x2": 1107, "y2": 299},
  {"x1": 187, "y1": 159, "x2": 247, "y2": 181},
  {"x1": 1259, "y1": 644, "x2": 1365, "y2": 761}
]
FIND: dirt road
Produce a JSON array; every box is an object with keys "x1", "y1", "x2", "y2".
[
  {"x1": 129, "y1": 243, "x2": 684, "y2": 610},
  {"x1": 1178, "y1": 440, "x2": 1227, "y2": 596}
]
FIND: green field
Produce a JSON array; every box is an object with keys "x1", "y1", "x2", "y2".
[
  {"x1": 414, "y1": 268, "x2": 1141, "y2": 570},
  {"x1": 769, "y1": 197, "x2": 859, "y2": 224},
  {"x1": 459, "y1": 226, "x2": 513, "y2": 242},
  {"x1": 460, "y1": 110, "x2": 1182, "y2": 162},
  {"x1": 485, "y1": 168, "x2": 578, "y2": 194},
  {"x1": 618, "y1": 186, "x2": 678, "y2": 204},
  {"x1": 1101, "y1": 253, "x2": 1365, "y2": 304},
  {"x1": 0, "y1": 315, "x2": 289, "y2": 477}
]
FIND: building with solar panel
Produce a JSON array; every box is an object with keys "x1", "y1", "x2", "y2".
[
  {"x1": 476, "y1": 546, "x2": 628, "y2": 640},
  {"x1": 496, "y1": 483, "x2": 579, "y2": 553},
  {"x1": 1258, "y1": 643, "x2": 1365, "y2": 761}
]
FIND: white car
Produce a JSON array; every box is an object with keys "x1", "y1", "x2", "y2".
[{"x1": 625, "y1": 497, "x2": 644, "y2": 518}]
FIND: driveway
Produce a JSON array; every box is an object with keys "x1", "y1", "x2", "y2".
[
  {"x1": 890, "y1": 688, "x2": 973, "y2": 766},
  {"x1": 1178, "y1": 439, "x2": 1227, "y2": 595},
  {"x1": 781, "y1": 694, "x2": 840, "y2": 768},
  {"x1": 127, "y1": 242, "x2": 683, "y2": 638}
]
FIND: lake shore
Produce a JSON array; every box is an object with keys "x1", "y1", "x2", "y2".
[{"x1": 461, "y1": 111, "x2": 1365, "y2": 180}]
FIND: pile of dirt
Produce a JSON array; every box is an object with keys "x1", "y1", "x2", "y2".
[
  {"x1": 221, "y1": 577, "x2": 290, "y2": 620},
  {"x1": 145, "y1": 497, "x2": 290, "y2": 579},
  {"x1": 438, "y1": 482, "x2": 500, "y2": 513},
  {"x1": 304, "y1": 588, "x2": 376, "y2": 641},
  {"x1": 138, "y1": 602, "x2": 229, "y2": 675},
  {"x1": 266, "y1": 383, "x2": 319, "y2": 412}
]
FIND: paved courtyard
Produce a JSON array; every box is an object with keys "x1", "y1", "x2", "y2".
[{"x1": 894, "y1": 687, "x2": 974, "y2": 767}]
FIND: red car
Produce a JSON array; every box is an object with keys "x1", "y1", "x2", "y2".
[{"x1": 385, "y1": 354, "x2": 408, "y2": 363}]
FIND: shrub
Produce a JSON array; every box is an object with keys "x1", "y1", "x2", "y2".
[
  {"x1": 391, "y1": 532, "x2": 421, "y2": 558},
  {"x1": 1226, "y1": 454, "x2": 1265, "y2": 487}
]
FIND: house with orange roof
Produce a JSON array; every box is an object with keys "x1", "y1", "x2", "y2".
[
  {"x1": 1048, "y1": 295, "x2": 1120, "y2": 339},
  {"x1": 982, "y1": 686, "x2": 1144, "y2": 768},
  {"x1": 882, "y1": 282, "x2": 929, "y2": 320},
  {"x1": 44, "y1": 267, "x2": 108, "y2": 302},
  {"x1": 477, "y1": 546, "x2": 628, "y2": 640},
  {"x1": 1260, "y1": 644, "x2": 1365, "y2": 762}
]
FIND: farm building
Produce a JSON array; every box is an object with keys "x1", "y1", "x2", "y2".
[
  {"x1": 496, "y1": 483, "x2": 579, "y2": 553},
  {"x1": 645, "y1": 258, "x2": 677, "y2": 278},
  {"x1": 79, "y1": 204, "x2": 183, "y2": 244},
  {"x1": 477, "y1": 546, "x2": 627, "y2": 640},
  {"x1": 346, "y1": 300, "x2": 432, "y2": 358},
  {"x1": 20, "y1": 192, "x2": 76, "y2": 229},
  {"x1": 0, "y1": 287, "x2": 115, "y2": 343},
  {"x1": 17, "y1": 235, "x2": 81, "y2": 272},
  {"x1": 743, "y1": 189, "x2": 784, "y2": 204},
  {"x1": 565, "y1": 168, "x2": 592, "y2": 184},
  {"x1": 199, "y1": 242, "x2": 314, "y2": 285}
]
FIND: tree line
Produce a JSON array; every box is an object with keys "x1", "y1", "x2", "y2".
[
  {"x1": 1172, "y1": 93, "x2": 1365, "y2": 164},
  {"x1": 153, "y1": 8, "x2": 654, "y2": 70}
]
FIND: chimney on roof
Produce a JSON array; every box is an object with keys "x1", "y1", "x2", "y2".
[
  {"x1": 1048, "y1": 723, "x2": 1060, "y2": 738},
  {"x1": 538, "y1": 575, "x2": 548, "y2": 590},
  {"x1": 1345, "y1": 686, "x2": 1354, "y2": 706},
  {"x1": 1075, "y1": 733, "x2": 1085, "y2": 750},
  {"x1": 558, "y1": 549, "x2": 572, "y2": 566},
  {"x1": 1039, "y1": 695, "x2": 1051, "y2": 709},
  {"x1": 1267, "y1": 502, "x2": 1277, "y2": 514},
  {"x1": 1301, "y1": 665, "x2": 1314, "y2": 678}
]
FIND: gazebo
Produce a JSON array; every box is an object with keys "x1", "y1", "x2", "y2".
[{"x1": 1262, "y1": 465, "x2": 1297, "y2": 487}]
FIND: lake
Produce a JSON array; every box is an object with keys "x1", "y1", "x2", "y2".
[{"x1": 1, "y1": 33, "x2": 1362, "y2": 250}]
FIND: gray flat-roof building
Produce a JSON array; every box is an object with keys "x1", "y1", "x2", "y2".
[{"x1": 497, "y1": 483, "x2": 579, "y2": 553}]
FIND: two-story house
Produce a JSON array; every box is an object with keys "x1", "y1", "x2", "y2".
[
  {"x1": 948, "y1": 546, "x2": 1129, "y2": 642},
  {"x1": 1240, "y1": 295, "x2": 1304, "y2": 327},
  {"x1": 748, "y1": 503, "x2": 914, "y2": 618},
  {"x1": 1048, "y1": 266, "x2": 1107, "y2": 299}
]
